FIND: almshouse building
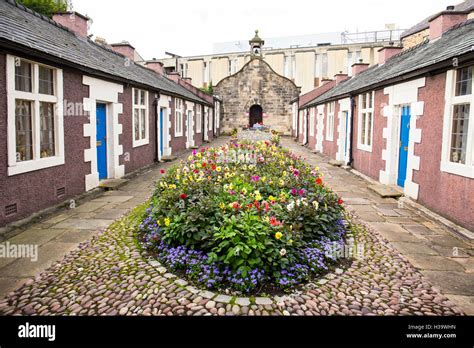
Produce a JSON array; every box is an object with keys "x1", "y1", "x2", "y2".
[
  {"x1": 0, "y1": 0, "x2": 221, "y2": 226},
  {"x1": 298, "y1": 4, "x2": 474, "y2": 230}
]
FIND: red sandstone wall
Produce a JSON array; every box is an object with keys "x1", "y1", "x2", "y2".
[
  {"x1": 307, "y1": 107, "x2": 317, "y2": 150},
  {"x1": 0, "y1": 53, "x2": 90, "y2": 226},
  {"x1": 415, "y1": 73, "x2": 474, "y2": 230}
]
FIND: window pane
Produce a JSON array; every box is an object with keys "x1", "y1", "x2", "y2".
[
  {"x1": 367, "y1": 112, "x2": 372, "y2": 146},
  {"x1": 134, "y1": 89, "x2": 139, "y2": 105},
  {"x1": 362, "y1": 94, "x2": 367, "y2": 109},
  {"x1": 140, "y1": 90, "x2": 146, "y2": 105},
  {"x1": 39, "y1": 66, "x2": 54, "y2": 95},
  {"x1": 361, "y1": 112, "x2": 367, "y2": 145},
  {"x1": 368, "y1": 93, "x2": 373, "y2": 108},
  {"x1": 450, "y1": 104, "x2": 470, "y2": 164},
  {"x1": 140, "y1": 109, "x2": 146, "y2": 139},
  {"x1": 40, "y1": 102, "x2": 55, "y2": 158},
  {"x1": 455, "y1": 66, "x2": 472, "y2": 96},
  {"x1": 15, "y1": 60, "x2": 32, "y2": 92},
  {"x1": 134, "y1": 109, "x2": 140, "y2": 140},
  {"x1": 15, "y1": 100, "x2": 33, "y2": 161}
]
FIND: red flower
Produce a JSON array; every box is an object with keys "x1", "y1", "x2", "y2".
[
  {"x1": 160, "y1": 169, "x2": 166, "y2": 174},
  {"x1": 232, "y1": 202, "x2": 240, "y2": 210},
  {"x1": 315, "y1": 177, "x2": 323, "y2": 185},
  {"x1": 338, "y1": 198, "x2": 344, "y2": 205},
  {"x1": 202, "y1": 162, "x2": 207, "y2": 167},
  {"x1": 246, "y1": 203, "x2": 254, "y2": 209},
  {"x1": 211, "y1": 164, "x2": 217, "y2": 171},
  {"x1": 180, "y1": 193, "x2": 188, "y2": 199},
  {"x1": 254, "y1": 201, "x2": 260, "y2": 210},
  {"x1": 193, "y1": 169, "x2": 199, "y2": 174},
  {"x1": 264, "y1": 201, "x2": 270, "y2": 212}
]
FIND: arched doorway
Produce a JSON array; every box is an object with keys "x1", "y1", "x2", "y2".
[{"x1": 249, "y1": 104, "x2": 263, "y2": 127}]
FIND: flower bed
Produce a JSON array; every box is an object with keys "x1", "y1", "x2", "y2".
[{"x1": 137, "y1": 140, "x2": 350, "y2": 294}]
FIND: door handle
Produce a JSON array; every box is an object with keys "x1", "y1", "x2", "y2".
[
  {"x1": 404, "y1": 146, "x2": 408, "y2": 151},
  {"x1": 97, "y1": 140, "x2": 102, "y2": 146}
]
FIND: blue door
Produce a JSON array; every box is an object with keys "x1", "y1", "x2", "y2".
[
  {"x1": 96, "y1": 103, "x2": 107, "y2": 180},
  {"x1": 397, "y1": 106, "x2": 410, "y2": 187},
  {"x1": 159, "y1": 108, "x2": 164, "y2": 156}
]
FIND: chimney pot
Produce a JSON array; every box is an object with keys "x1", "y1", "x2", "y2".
[
  {"x1": 110, "y1": 41, "x2": 136, "y2": 61},
  {"x1": 447, "y1": 5, "x2": 455, "y2": 10}
]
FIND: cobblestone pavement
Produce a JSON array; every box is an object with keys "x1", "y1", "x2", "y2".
[{"x1": 0, "y1": 136, "x2": 470, "y2": 316}]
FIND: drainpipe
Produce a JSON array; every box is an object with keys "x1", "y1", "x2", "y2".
[
  {"x1": 304, "y1": 108, "x2": 309, "y2": 146},
  {"x1": 348, "y1": 95, "x2": 355, "y2": 167},
  {"x1": 153, "y1": 92, "x2": 160, "y2": 162},
  {"x1": 295, "y1": 105, "x2": 299, "y2": 140}
]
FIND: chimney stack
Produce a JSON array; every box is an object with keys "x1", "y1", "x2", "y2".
[
  {"x1": 378, "y1": 45, "x2": 403, "y2": 65},
  {"x1": 428, "y1": 7, "x2": 468, "y2": 41},
  {"x1": 167, "y1": 72, "x2": 181, "y2": 83},
  {"x1": 182, "y1": 77, "x2": 192, "y2": 84},
  {"x1": 53, "y1": 12, "x2": 90, "y2": 38},
  {"x1": 321, "y1": 78, "x2": 333, "y2": 86},
  {"x1": 110, "y1": 41, "x2": 136, "y2": 61},
  {"x1": 351, "y1": 61, "x2": 369, "y2": 76},
  {"x1": 145, "y1": 61, "x2": 165, "y2": 75},
  {"x1": 334, "y1": 72, "x2": 349, "y2": 85}
]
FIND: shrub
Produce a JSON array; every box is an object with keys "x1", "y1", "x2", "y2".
[{"x1": 138, "y1": 140, "x2": 348, "y2": 293}]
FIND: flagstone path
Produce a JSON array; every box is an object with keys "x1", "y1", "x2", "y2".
[{"x1": 0, "y1": 136, "x2": 471, "y2": 316}]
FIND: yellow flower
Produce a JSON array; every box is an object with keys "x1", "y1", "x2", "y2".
[
  {"x1": 282, "y1": 171, "x2": 287, "y2": 177},
  {"x1": 241, "y1": 188, "x2": 247, "y2": 195},
  {"x1": 255, "y1": 194, "x2": 262, "y2": 201},
  {"x1": 157, "y1": 220, "x2": 161, "y2": 226},
  {"x1": 279, "y1": 179, "x2": 285, "y2": 186},
  {"x1": 164, "y1": 218, "x2": 171, "y2": 226},
  {"x1": 176, "y1": 174, "x2": 180, "y2": 180},
  {"x1": 264, "y1": 216, "x2": 270, "y2": 222},
  {"x1": 219, "y1": 202, "x2": 226, "y2": 210},
  {"x1": 261, "y1": 176, "x2": 266, "y2": 182},
  {"x1": 188, "y1": 155, "x2": 193, "y2": 161},
  {"x1": 268, "y1": 195, "x2": 276, "y2": 202},
  {"x1": 275, "y1": 232, "x2": 283, "y2": 240},
  {"x1": 196, "y1": 152, "x2": 202, "y2": 158},
  {"x1": 242, "y1": 164, "x2": 247, "y2": 170},
  {"x1": 216, "y1": 166, "x2": 222, "y2": 172}
]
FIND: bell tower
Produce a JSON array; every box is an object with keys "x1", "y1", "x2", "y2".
[{"x1": 249, "y1": 30, "x2": 264, "y2": 57}]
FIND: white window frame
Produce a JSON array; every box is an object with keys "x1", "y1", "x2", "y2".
[
  {"x1": 357, "y1": 91, "x2": 375, "y2": 152},
  {"x1": 309, "y1": 107, "x2": 315, "y2": 137},
  {"x1": 440, "y1": 68, "x2": 474, "y2": 178},
  {"x1": 175, "y1": 98, "x2": 183, "y2": 137},
  {"x1": 132, "y1": 88, "x2": 149, "y2": 147},
  {"x1": 208, "y1": 106, "x2": 213, "y2": 131},
  {"x1": 326, "y1": 102, "x2": 335, "y2": 141},
  {"x1": 196, "y1": 105, "x2": 202, "y2": 134},
  {"x1": 6, "y1": 55, "x2": 64, "y2": 176}
]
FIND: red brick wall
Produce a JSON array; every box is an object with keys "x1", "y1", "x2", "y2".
[
  {"x1": 0, "y1": 53, "x2": 90, "y2": 226},
  {"x1": 415, "y1": 73, "x2": 474, "y2": 230},
  {"x1": 307, "y1": 107, "x2": 317, "y2": 150},
  {"x1": 351, "y1": 89, "x2": 387, "y2": 180}
]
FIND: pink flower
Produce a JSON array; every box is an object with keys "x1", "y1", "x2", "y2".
[
  {"x1": 291, "y1": 188, "x2": 298, "y2": 196},
  {"x1": 251, "y1": 175, "x2": 260, "y2": 181},
  {"x1": 299, "y1": 189, "x2": 305, "y2": 196}
]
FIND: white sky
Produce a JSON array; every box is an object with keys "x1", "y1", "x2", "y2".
[{"x1": 72, "y1": 0, "x2": 457, "y2": 59}]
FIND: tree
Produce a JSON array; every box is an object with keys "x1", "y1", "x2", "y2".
[{"x1": 18, "y1": 0, "x2": 68, "y2": 18}]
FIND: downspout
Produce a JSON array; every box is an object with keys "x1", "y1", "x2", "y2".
[
  {"x1": 348, "y1": 95, "x2": 355, "y2": 167},
  {"x1": 201, "y1": 104, "x2": 205, "y2": 143},
  {"x1": 153, "y1": 94, "x2": 159, "y2": 162},
  {"x1": 304, "y1": 108, "x2": 309, "y2": 146},
  {"x1": 295, "y1": 104, "x2": 299, "y2": 140}
]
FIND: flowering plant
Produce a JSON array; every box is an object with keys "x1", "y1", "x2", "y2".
[{"x1": 138, "y1": 140, "x2": 348, "y2": 293}]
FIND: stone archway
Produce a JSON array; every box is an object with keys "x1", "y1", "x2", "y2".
[{"x1": 249, "y1": 104, "x2": 263, "y2": 127}]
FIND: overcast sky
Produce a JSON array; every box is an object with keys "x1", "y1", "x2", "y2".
[{"x1": 72, "y1": 0, "x2": 457, "y2": 59}]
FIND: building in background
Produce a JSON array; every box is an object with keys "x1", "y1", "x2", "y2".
[{"x1": 151, "y1": 27, "x2": 405, "y2": 94}]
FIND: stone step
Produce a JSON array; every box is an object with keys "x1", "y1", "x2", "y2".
[
  {"x1": 329, "y1": 160, "x2": 344, "y2": 167},
  {"x1": 190, "y1": 145, "x2": 199, "y2": 149},
  {"x1": 368, "y1": 184, "x2": 404, "y2": 198},
  {"x1": 99, "y1": 179, "x2": 128, "y2": 190},
  {"x1": 161, "y1": 155, "x2": 177, "y2": 162}
]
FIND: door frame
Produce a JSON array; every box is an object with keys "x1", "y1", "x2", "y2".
[{"x1": 186, "y1": 109, "x2": 194, "y2": 148}]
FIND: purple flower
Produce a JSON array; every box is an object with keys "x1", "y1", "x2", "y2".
[{"x1": 251, "y1": 175, "x2": 260, "y2": 182}]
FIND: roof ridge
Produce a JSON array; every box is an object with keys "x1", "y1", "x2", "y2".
[
  {"x1": 4, "y1": 0, "x2": 76, "y2": 36},
  {"x1": 443, "y1": 17, "x2": 474, "y2": 35}
]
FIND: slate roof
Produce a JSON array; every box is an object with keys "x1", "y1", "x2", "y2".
[
  {"x1": 305, "y1": 19, "x2": 474, "y2": 108},
  {"x1": 400, "y1": 0, "x2": 474, "y2": 39},
  {"x1": 0, "y1": 0, "x2": 210, "y2": 105}
]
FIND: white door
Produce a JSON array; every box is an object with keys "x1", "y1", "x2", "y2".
[{"x1": 187, "y1": 110, "x2": 194, "y2": 147}]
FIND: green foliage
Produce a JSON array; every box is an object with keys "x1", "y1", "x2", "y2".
[
  {"x1": 18, "y1": 0, "x2": 68, "y2": 17},
  {"x1": 199, "y1": 81, "x2": 213, "y2": 96}
]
